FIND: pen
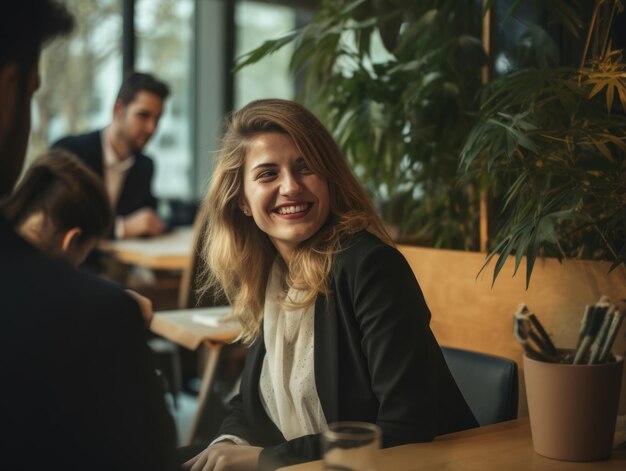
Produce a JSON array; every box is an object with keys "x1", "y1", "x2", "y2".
[
  {"x1": 573, "y1": 300, "x2": 607, "y2": 364},
  {"x1": 598, "y1": 308, "x2": 624, "y2": 363},
  {"x1": 587, "y1": 307, "x2": 612, "y2": 364}
]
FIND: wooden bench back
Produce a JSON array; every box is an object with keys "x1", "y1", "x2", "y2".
[{"x1": 397, "y1": 245, "x2": 626, "y2": 415}]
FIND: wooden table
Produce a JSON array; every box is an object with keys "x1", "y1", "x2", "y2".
[
  {"x1": 279, "y1": 418, "x2": 626, "y2": 470},
  {"x1": 99, "y1": 225, "x2": 193, "y2": 270},
  {"x1": 150, "y1": 306, "x2": 241, "y2": 444}
]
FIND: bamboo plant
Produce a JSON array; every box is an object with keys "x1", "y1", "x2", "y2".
[{"x1": 461, "y1": 0, "x2": 626, "y2": 286}]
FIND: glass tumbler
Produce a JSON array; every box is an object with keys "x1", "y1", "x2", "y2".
[{"x1": 321, "y1": 421, "x2": 381, "y2": 471}]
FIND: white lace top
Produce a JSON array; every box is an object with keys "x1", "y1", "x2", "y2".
[{"x1": 258, "y1": 261, "x2": 328, "y2": 440}]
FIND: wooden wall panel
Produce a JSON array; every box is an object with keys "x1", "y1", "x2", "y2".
[{"x1": 397, "y1": 245, "x2": 626, "y2": 416}]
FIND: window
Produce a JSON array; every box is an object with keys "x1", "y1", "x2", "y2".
[
  {"x1": 234, "y1": 1, "x2": 299, "y2": 108},
  {"x1": 29, "y1": 0, "x2": 122, "y2": 166},
  {"x1": 27, "y1": 0, "x2": 313, "y2": 202},
  {"x1": 136, "y1": 0, "x2": 194, "y2": 199}
]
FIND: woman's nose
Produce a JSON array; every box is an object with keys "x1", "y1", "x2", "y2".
[{"x1": 279, "y1": 172, "x2": 302, "y2": 196}]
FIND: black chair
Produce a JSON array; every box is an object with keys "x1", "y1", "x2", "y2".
[{"x1": 441, "y1": 346, "x2": 519, "y2": 426}]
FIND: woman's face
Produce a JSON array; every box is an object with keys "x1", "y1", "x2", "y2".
[{"x1": 241, "y1": 132, "x2": 330, "y2": 261}]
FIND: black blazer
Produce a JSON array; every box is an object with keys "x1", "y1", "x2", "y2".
[
  {"x1": 52, "y1": 129, "x2": 157, "y2": 217},
  {"x1": 216, "y1": 231, "x2": 478, "y2": 470},
  {"x1": 0, "y1": 216, "x2": 177, "y2": 470}
]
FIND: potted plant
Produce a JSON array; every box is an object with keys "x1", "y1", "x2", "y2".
[{"x1": 462, "y1": 2, "x2": 626, "y2": 460}]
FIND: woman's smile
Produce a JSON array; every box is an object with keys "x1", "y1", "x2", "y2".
[{"x1": 272, "y1": 202, "x2": 312, "y2": 217}]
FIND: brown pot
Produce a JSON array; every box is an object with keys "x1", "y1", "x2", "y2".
[{"x1": 524, "y1": 352, "x2": 624, "y2": 461}]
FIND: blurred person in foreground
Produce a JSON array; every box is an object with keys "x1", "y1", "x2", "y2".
[
  {"x1": 1, "y1": 149, "x2": 154, "y2": 323},
  {"x1": 0, "y1": 2, "x2": 177, "y2": 469},
  {"x1": 181, "y1": 99, "x2": 478, "y2": 471},
  {"x1": 53, "y1": 71, "x2": 169, "y2": 240}
]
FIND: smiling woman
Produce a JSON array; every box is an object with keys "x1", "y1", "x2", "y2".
[{"x1": 180, "y1": 99, "x2": 478, "y2": 471}]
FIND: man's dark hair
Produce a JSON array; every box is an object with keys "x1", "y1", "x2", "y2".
[
  {"x1": 0, "y1": 0, "x2": 74, "y2": 72},
  {"x1": 116, "y1": 71, "x2": 170, "y2": 105}
]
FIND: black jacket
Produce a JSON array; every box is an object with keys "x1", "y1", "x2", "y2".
[
  {"x1": 0, "y1": 216, "x2": 177, "y2": 470},
  {"x1": 52, "y1": 129, "x2": 157, "y2": 217},
  {"x1": 217, "y1": 231, "x2": 478, "y2": 469}
]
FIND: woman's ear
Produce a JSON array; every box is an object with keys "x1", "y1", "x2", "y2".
[
  {"x1": 239, "y1": 198, "x2": 251, "y2": 216},
  {"x1": 60, "y1": 227, "x2": 97, "y2": 267},
  {"x1": 60, "y1": 227, "x2": 82, "y2": 252}
]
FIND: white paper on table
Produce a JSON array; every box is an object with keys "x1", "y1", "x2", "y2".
[{"x1": 191, "y1": 313, "x2": 226, "y2": 327}]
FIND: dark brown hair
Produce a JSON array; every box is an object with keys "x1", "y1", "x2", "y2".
[
  {"x1": 116, "y1": 71, "x2": 170, "y2": 105},
  {"x1": 0, "y1": 1, "x2": 74, "y2": 71},
  {"x1": 1, "y1": 150, "x2": 112, "y2": 244}
]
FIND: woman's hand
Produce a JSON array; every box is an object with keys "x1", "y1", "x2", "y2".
[{"x1": 182, "y1": 442, "x2": 263, "y2": 471}]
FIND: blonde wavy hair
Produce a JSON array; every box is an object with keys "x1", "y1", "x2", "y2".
[{"x1": 200, "y1": 99, "x2": 392, "y2": 344}]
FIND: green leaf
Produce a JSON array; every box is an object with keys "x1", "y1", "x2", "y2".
[
  {"x1": 526, "y1": 233, "x2": 542, "y2": 289},
  {"x1": 590, "y1": 137, "x2": 614, "y2": 160},
  {"x1": 340, "y1": 0, "x2": 369, "y2": 17},
  {"x1": 514, "y1": 222, "x2": 536, "y2": 277},
  {"x1": 599, "y1": 133, "x2": 626, "y2": 153},
  {"x1": 489, "y1": 119, "x2": 538, "y2": 154},
  {"x1": 482, "y1": 0, "x2": 496, "y2": 16},
  {"x1": 548, "y1": 208, "x2": 578, "y2": 220},
  {"x1": 503, "y1": 172, "x2": 527, "y2": 210},
  {"x1": 234, "y1": 32, "x2": 298, "y2": 71},
  {"x1": 491, "y1": 237, "x2": 515, "y2": 288},
  {"x1": 548, "y1": 0, "x2": 583, "y2": 38},
  {"x1": 538, "y1": 217, "x2": 558, "y2": 244}
]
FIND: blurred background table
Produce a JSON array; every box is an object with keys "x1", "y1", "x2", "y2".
[
  {"x1": 279, "y1": 418, "x2": 626, "y2": 471},
  {"x1": 99, "y1": 225, "x2": 193, "y2": 271},
  {"x1": 98, "y1": 225, "x2": 195, "y2": 310},
  {"x1": 151, "y1": 306, "x2": 241, "y2": 445},
  {"x1": 151, "y1": 306, "x2": 238, "y2": 350}
]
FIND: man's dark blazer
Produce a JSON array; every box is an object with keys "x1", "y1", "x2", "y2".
[
  {"x1": 52, "y1": 129, "x2": 157, "y2": 217},
  {"x1": 216, "y1": 231, "x2": 478, "y2": 470},
  {"x1": 0, "y1": 216, "x2": 177, "y2": 470}
]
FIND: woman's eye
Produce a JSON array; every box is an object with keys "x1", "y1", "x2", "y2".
[
  {"x1": 298, "y1": 164, "x2": 313, "y2": 174},
  {"x1": 256, "y1": 171, "x2": 276, "y2": 180}
]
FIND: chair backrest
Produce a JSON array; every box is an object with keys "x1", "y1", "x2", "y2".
[
  {"x1": 178, "y1": 213, "x2": 228, "y2": 309},
  {"x1": 442, "y1": 346, "x2": 518, "y2": 426}
]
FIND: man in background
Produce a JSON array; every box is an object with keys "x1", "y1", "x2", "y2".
[
  {"x1": 53, "y1": 72, "x2": 169, "y2": 239},
  {"x1": 0, "y1": 2, "x2": 177, "y2": 469}
]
